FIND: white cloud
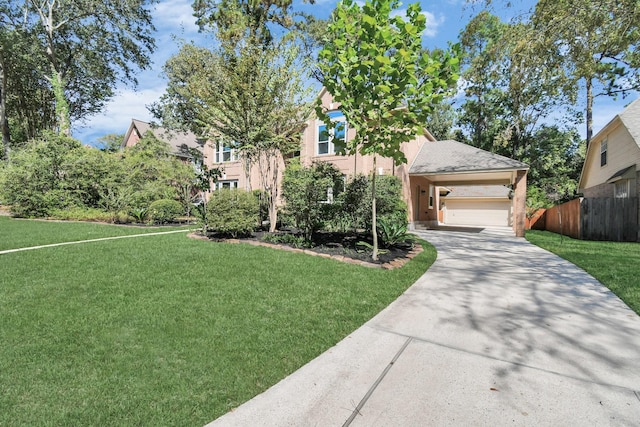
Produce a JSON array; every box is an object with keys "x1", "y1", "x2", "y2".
[
  {"x1": 153, "y1": 0, "x2": 200, "y2": 35},
  {"x1": 73, "y1": 86, "x2": 167, "y2": 144}
]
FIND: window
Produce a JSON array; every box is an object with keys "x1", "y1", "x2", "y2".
[
  {"x1": 317, "y1": 111, "x2": 347, "y2": 155},
  {"x1": 214, "y1": 141, "x2": 238, "y2": 163},
  {"x1": 600, "y1": 139, "x2": 608, "y2": 167},
  {"x1": 614, "y1": 180, "x2": 629, "y2": 198},
  {"x1": 216, "y1": 180, "x2": 239, "y2": 190}
]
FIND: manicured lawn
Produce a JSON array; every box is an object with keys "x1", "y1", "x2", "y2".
[
  {"x1": 0, "y1": 219, "x2": 435, "y2": 426},
  {"x1": 526, "y1": 230, "x2": 640, "y2": 315},
  {"x1": 0, "y1": 216, "x2": 192, "y2": 251}
]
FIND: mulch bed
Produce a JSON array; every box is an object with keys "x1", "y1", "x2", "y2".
[{"x1": 188, "y1": 230, "x2": 423, "y2": 270}]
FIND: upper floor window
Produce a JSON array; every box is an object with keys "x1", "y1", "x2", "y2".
[
  {"x1": 600, "y1": 139, "x2": 608, "y2": 167},
  {"x1": 317, "y1": 110, "x2": 347, "y2": 155},
  {"x1": 215, "y1": 141, "x2": 238, "y2": 163}
]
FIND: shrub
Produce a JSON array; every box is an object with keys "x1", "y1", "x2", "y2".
[
  {"x1": 377, "y1": 218, "x2": 415, "y2": 248},
  {"x1": 261, "y1": 232, "x2": 310, "y2": 248},
  {"x1": 148, "y1": 199, "x2": 183, "y2": 224},
  {"x1": 48, "y1": 207, "x2": 114, "y2": 222},
  {"x1": 281, "y1": 160, "x2": 343, "y2": 241},
  {"x1": 129, "y1": 207, "x2": 149, "y2": 223},
  {"x1": 337, "y1": 174, "x2": 408, "y2": 231},
  {"x1": 206, "y1": 189, "x2": 258, "y2": 237}
]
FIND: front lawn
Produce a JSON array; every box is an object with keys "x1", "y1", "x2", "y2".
[
  {"x1": 0, "y1": 219, "x2": 435, "y2": 425},
  {"x1": 0, "y1": 216, "x2": 192, "y2": 251},
  {"x1": 526, "y1": 230, "x2": 640, "y2": 315}
]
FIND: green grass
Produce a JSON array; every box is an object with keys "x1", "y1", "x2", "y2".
[
  {"x1": 0, "y1": 220, "x2": 436, "y2": 426},
  {"x1": 526, "y1": 230, "x2": 640, "y2": 315},
  {"x1": 0, "y1": 216, "x2": 192, "y2": 251}
]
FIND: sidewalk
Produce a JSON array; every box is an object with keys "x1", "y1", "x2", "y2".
[{"x1": 208, "y1": 229, "x2": 640, "y2": 426}]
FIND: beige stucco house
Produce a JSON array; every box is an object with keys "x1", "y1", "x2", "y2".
[
  {"x1": 579, "y1": 98, "x2": 640, "y2": 201},
  {"x1": 123, "y1": 88, "x2": 530, "y2": 236}
]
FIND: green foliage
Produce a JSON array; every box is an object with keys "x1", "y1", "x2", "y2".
[
  {"x1": 129, "y1": 207, "x2": 149, "y2": 223},
  {"x1": 261, "y1": 232, "x2": 310, "y2": 248},
  {"x1": 0, "y1": 131, "x2": 195, "y2": 218},
  {"x1": 317, "y1": 0, "x2": 459, "y2": 259},
  {"x1": 532, "y1": 0, "x2": 640, "y2": 144},
  {"x1": 337, "y1": 174, "x2": 407, "y2": 231},
  {"x1": 48, "y1": 207, "x2": 118, "y2": 223},
  {"x1": 148, "y1": 199, "x2": 184, "y2": 224},
  {"x1": 206, "y1": 189, "x2": 259, "y2": 237},
  {"x1": 281, "y1": 160, "x2": 343, "y2": 241},
  {"x1": 377, "y1": 218, "x2": 415, "y2": 248}
]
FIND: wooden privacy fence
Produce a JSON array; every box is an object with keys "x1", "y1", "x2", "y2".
[{"x1": 528, "y1": 197, "x2": 639, "y2": 242}]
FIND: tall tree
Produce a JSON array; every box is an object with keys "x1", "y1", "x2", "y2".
[
  {"x1": 458, "y1": 11, "x2": 575, "y2": 158},
  {"x1": 8, "y1": 0, "x2": 156, "y2": 136},
  {"x1": 532, "y1": 0, "x2": 640, "y2": 146},
  {"x1": 153, "y1": 35, "x2": 311, "y2": 231},
  {"x1": 317, "y1": 0, "x2": 460, "y2": 260}
]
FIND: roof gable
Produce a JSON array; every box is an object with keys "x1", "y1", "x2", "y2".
[
  {"x1": 125, "y1": 119, "x2": 203, "y2": 158},
  {"x1": 409, "y1": 140, "x2": 529, "y2": 175},
  {"x1": 617, "y1": 97, "x2": 640, "y2": 149}
]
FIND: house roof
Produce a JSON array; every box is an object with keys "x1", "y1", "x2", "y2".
[
  {"x1": 409, "y1": 140, "x2": 529, "y2": 175},
  {"x1": 443, "y1": 185, "x2": 511, "y2": 199},
  {"x1": 617, "y1": 98, "x2": 640, "y2": 149},
  {"x1": 123, "y1": 119, "x2": 203, "y2": 158},
  {"x1": 606, "y1": 165, "x2": 636, "y2": 183}
]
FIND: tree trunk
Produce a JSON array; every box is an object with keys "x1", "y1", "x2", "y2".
[
  {"x1": 586, "y1": 77, "x2": 593, "y2": 148},
  {"x1": 0, "y1": 55, "x2": 10, "y2": 160},
  {"x1": 371, "y1": 155, "x2": 378, "y2": 261},
  {"x1": 268, "y1": 153, "x2": 279, "y2": 233},
  {"x1": 51, "y1": 68, "x2": 71, "y2": 136}
]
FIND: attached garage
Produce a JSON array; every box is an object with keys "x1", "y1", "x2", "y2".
[
  {"x1": 444, "y1": 199, "x2": 511, "y2": 227},
  {"x1": 441, "y1": 185, "x2": 512, "y2": 227}
]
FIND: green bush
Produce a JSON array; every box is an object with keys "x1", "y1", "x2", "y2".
[
  {"x1": 336, "y1": 174, "x2": 408, "y2": 231},
  {"x1": 261, "y1": 232, "x2": 310, "y2": 248},
  {"x1": 377, "y1": 218, "x2": 415, "y2": 248},
  {"x1": 281, "y1": 160, "x2": 343, "y2": 241},
  {"x1": 206, "y1": 189, "x2": 258, "y2": 237},
  {"x1": 48, "y1": 207, "x2": 113, "y2": 222},
  {"x1": 148, "y1": 199, "x2": 183, "y2": 224}
]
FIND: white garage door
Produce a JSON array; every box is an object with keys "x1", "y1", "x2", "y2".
[{"x1": 444, "y1": 200, "x2": 511, "y2": 227}]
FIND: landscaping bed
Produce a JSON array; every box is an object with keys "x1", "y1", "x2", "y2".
[{"x1": 193, "y1": 229, "x2": 422, "y2": 269}]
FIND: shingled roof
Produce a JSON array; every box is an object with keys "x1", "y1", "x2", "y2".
[
  {"x1": 124, "y1": 119, "x2": 203, "y2": 158},
  {"x1": 617, "y1": 98, "x2": 640, "y2": 148},
  {"x1": 409, "y1": 140, "x2": 529, "y2": 175}
]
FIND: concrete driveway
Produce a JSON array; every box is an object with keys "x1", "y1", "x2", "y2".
[{"x1": 208, "y1": 229, "x2": 640, "y2": 426}]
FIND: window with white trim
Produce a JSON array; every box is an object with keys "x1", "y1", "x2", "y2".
[
  {"x1": 215, "y1": 180, "x2": 239, "y2": 190},
  {"x1": 317, "y1": 110, "x2": 347, "y2": 155},
  {"x1": 214, "y1": 141, "x2": 238, "y2": 163},
  {"x1": 614, "y1": 180, "x2": 629, "y2": 198},
  {"x1": 600, "y1": 139, "x2": 608, "y2": 167}
]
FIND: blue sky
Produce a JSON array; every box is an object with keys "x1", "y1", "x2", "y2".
[{"x1": 73, "y1": 0, "x2": 638, "y2": 146}]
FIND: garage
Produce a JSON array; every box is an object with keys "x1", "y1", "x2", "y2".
[
  {"x1": 444, "y1": 199, "x2": 512, "y2": 227},
  {"x1": 441, "y1": 185, "x2": 513, "y2": 227}
]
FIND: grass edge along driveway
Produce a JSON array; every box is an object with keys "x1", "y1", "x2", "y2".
[
  {"x1": 0, "y1": 219, "x2": 436, "y2": 426},
  {"x1": 526, "y1": 230, "x2": 640, "y2": 315}
]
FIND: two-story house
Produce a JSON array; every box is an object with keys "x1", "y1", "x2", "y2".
[{"x1": 124, "y1": 89, "x2": 530, "y2": 236}]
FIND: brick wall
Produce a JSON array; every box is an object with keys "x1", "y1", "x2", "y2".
[{"x1": 582, "y1": 182, "x2": 612, "y2": 198}]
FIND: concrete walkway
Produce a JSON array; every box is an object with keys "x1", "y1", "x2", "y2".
[{"x1": 208, "y1": 229, "x2": 640, "y2": 426}]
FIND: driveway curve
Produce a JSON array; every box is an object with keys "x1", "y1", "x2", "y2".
[{"x1": 209, "y1": 229, "x2": 640, "y2": 426}]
